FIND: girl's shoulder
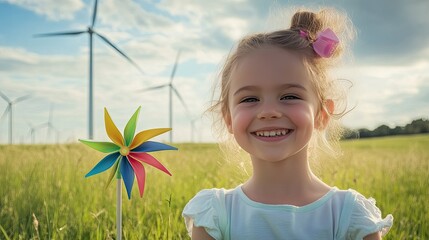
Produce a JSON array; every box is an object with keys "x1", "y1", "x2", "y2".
[
  {"x1": 337, "y1": 188, "x2": 394, "y2": 239},
  {"x1": 182, "y1": 188, "x2": 233, "y2": 239}
]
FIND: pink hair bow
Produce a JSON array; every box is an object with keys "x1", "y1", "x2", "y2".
[{"x1": 300, "y1": 28, "x2": 339, "y2": 58}]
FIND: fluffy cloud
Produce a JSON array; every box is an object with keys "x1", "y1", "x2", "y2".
[
  {"x1": 340, "y1": 59, "x2": 429, "y2": 129},
  {"x1": 1, "y1": 0, "x2": 84, "y2": 20}
]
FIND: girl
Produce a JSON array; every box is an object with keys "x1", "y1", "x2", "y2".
[{"x1": 183, "y1": 8, "x2": 393, "y2": 240}]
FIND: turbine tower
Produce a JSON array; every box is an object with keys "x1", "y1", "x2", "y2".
[
  {"x1": 0, "y1": 91, "x2": 31, "y2": 144},
  {"x1": 46, "y1": 104, "x2": 58, "y2": 143},
  {"x1": 27, "y1": 123, "x2": 36, "y2": 144},
  {"x1": 141, "y1": 51, "x2": 189, "y2": 142},
  {"x1": 34, "y1": 0, "x2": 144, "y2": 139},
  {"x1": 190, "y1": 117, "x2": 199, "y2": 143},
  {"x1": 27, "y1": 122, "x2": 47, "y2": 144}
]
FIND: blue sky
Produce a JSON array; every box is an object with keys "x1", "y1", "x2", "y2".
[{"x1": 0, "y1": 0, "x2": 428, "y2": 144}]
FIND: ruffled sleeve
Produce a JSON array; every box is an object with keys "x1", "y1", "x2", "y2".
[
  {"x1": 347, "y1": 191, "x2": 393, "y2": 240},
  {"x1": 182, "y1": 189, "x2": 224, "y2": 240}
]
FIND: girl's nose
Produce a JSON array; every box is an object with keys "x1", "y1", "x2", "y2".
[{"x1": 257, "y1": 103, "x2": 282, "y2": 119}]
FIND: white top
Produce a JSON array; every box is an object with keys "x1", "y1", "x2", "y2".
[{"x1": 182, "y1": 185, "x2": 393, "y2": 240}]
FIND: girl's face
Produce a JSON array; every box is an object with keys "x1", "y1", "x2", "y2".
[{"x1": 225, "y1": 46, "x2": 321, "y2": 162}]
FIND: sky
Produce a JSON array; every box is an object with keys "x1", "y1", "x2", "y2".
[{"x1": 0, "y1": 0, "x2": 428, "y2": 144}]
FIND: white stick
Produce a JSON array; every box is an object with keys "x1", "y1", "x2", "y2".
[{"x1": 117, "y1": 178, "x2": 122, "y2": 240}]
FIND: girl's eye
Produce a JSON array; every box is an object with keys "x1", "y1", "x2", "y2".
[
  {"x1": 240, "y1": 97, "x2": 259, "y2": 103},
  {"x1": 281, "y1": 95, "x2": 300, "y2": 100}
]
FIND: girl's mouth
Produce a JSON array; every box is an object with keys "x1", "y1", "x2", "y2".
[{"x1": 252, "y1": 128, "x2": 293, "y2": 137}]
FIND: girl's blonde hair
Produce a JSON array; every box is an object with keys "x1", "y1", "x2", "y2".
[{"x1": 209, "y1": 7, "x2": 355, "y2": 159}]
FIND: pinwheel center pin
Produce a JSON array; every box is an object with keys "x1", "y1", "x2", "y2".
[{"x1": 119, "y1": 146, "x2": 130, "y2": 156}]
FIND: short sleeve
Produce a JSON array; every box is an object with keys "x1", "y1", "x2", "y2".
[
  {"x1": 182, "y1": 189, "x2": 224, "y2": 240},
  {"x1": 347, "y1": 191, "x2": 393, "y2": 240}
]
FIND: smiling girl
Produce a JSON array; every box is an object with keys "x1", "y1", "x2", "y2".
[{"x1": 183, "y1": 8, "x2": 393, "y2": 240}]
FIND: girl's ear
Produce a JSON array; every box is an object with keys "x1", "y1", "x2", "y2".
[
  {"x1": 315, "y1": 99, "x2": 334, "y2": 130},
  {"x1": 223, "y1": 111, "x2": 233, "y2": 134}
]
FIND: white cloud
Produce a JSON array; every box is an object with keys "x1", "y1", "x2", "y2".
[
  {"x1": 338, "y1": 60, "x2": 429, "y2": 129},
  {"x1": 2, "y1": 0, "x2": 84, "y2": 20},
  {"x1": 97, "y1": 0, "x2": 172, "y2": 31}
]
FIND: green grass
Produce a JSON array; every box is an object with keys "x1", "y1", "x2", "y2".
[{"x1": 0, "y1": 135, "x2": 428, "y2": 239}]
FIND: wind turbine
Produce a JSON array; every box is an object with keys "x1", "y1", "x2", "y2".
[
  {"x1": 0, "y1": 90, "x2": 31, "y2": 144},
  {"x1": 33, "y1": 122, "x2": 51, "y2": 144},
  {"x1": 27, "y1": 122, "x2": 36, "y2": 144},
  {"x1": 34, "y1": 0, "x2": 144, "y2": 140},
  {"x1": 46, "y1": 104, "x2": 58, "y2": 143},
  {"x1": 140, "y1": 51, "x2": 189, "y2": 142},
  {"x1": 190, "y1": 117, "x2": 199, "y2": 143},
  {"x1": 27, "y1": 122, "x2": 47, "y2": 144}
]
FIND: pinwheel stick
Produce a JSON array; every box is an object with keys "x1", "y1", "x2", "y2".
[{"x1": 117, "y1": 171, "x2": 122, "y2": 240}]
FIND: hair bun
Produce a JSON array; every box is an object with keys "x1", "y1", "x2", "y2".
[{"x1": 290, "y1": 11, "x2": 323, "y2": 38}]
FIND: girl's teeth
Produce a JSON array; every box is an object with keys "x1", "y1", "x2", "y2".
[{"x1": 255, "y1": 129, "x2": 290, "y2": 137}]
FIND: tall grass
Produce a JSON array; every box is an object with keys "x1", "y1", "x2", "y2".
[{"x1": 0, "y1": 135, "x2": 427, "y2": 239}]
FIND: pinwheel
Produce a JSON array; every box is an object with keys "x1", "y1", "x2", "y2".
[{"x1": 79, "y1": 106, "x2": 176, "y2": 239}]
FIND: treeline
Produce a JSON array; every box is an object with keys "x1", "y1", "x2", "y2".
[{"x1": 343, "y1": 118, "x2": 429, "y2": 139}]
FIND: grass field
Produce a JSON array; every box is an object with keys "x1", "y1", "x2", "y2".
[{"x1": 0, "y1": 134, "x2": 428, "y2": 239}]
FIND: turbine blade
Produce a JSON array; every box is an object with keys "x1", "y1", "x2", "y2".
[
  {"x1": 170, "y1": 50, "x2": 181, "y2": 84},
  {"x1": 91, "y1": 0, "x2": 98, "y2": 28},
  {"x1": 172, "y1": 86, "x2": 190, "y2": 116},
  {"x1": 35, "y1": 122, "x2": 48, "y2": 130},
  {"x1": 0, "y1": 90, "x2": 10, "y2": 102},
  {"x1": 0, "y1": 106, "x2": 10, "y2": 124},
  {"x1": 49, "y1": 104, "x2": 54, "y2": 123},
  {"x1": 140, "y1": 84, "x2": 168, "y2": 92},
  {"x1": 13, "y1": 95, "x2": 31, "y2": 104},
  {"x1": 33, "y1": 30, "x2": 86, "y2": 37},
  {"x1": 94, "y1": 32, "x2": 144, "y2": 74}
]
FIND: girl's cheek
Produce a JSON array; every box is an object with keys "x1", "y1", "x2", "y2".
[{"x1": 290, "y1": 104, "x2": 315, "y2": 121}]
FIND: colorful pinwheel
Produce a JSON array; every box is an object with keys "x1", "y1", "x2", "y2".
[{"x1": 79, "y1": 106, "x2": 177, "y2": 199}]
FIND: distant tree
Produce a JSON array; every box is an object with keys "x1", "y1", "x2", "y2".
[
  {"x1": 373, "y1": 124, "x2": 391, "y2": 136},
  {"x1": 391, "y1": 126, "x2": 404, "y2": 135},
  {"x1": 342, "y1": 127, "x2": 359, "y2": 139},
  {"x1": 357, "y1": 128, "x2": 373, "y2": 138},
  {"x1": 406, "y1": 118, "x2": 429, "y2": 133},
  {"x1": 343, "y1": 118, "x2": 429, "y2": 139}
]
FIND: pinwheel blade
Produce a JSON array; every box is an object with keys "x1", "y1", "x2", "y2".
[
  {"x1": 132, "y1": 141, "x2": 177, "y2": 153},
  {"x1": 104, "y1": 108, "x2": 124, "y2": 146},
  {"x1": 120, "y1": 158, "x2": 135, "y2": 199},
  {"x1": 94, "y1": 32, "x2": 144, "y2": 74},
  {"x1": 79, "y1": 139, "x2": 120, "y2": 153},
  {"x1": 129, "y1": 152, "x2": 171, "y2": 176},
  {"x1": 124, "y1": 106, "x2": 141, "y2": 146},
  {"x1": 128, "y1": 157, "x2": 146, "y2": 197},
  {"x1": 105, "y1": 158, "x2": 121, "y2": 189},
  {"x1": 34, "y1": 30, "x2": 86, "y2": 37},
  {"x1": 129, "y1": 128, "x2": 171, "y2": 150},
  {"x1": 86, "y1": 152, "x2": 121, "y2": 177}
]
